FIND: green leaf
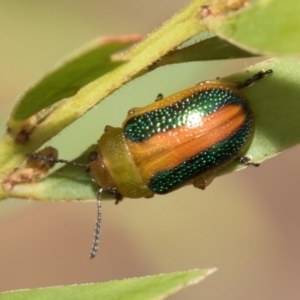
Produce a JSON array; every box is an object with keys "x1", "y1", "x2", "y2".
[
  {"x1": 7, "y1": 35, "x2": 143, "y2": 142},
  {"x1": 221, "y1": 56, "x2": 300, "y2": 174},
  {"x1": 8, "y1": 146, "x2": 103, "y2": 201},
  {"x1": 205, "y1": 0, "x2": 300, "y2": 55},
  {"x1": 0, "y1": 269, "x2": 216, "y2": 300},
  {"x1": 12, "y1": 36, "x2": 143, "y2": 122}
]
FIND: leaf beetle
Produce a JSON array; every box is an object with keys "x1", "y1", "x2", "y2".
[{"x1": 28, "y1": 69, "x2": 273, "y2": 258}]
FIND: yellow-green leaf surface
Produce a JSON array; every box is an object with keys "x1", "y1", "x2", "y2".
[
  {"x1": 0, "y1": 269, "x2": 216, "y2": 300},
  {"x1": 8, "y1": 57, "x2": 300, "y2": 201},
  {"x1": 7, "y1": 35, "x2": 143, "y2": 144},
  {"x1": 11, "y1": 35, "x2": 143, "y2": 122},
  {"x1": 205, "y1": 0, "x2": 300, "y2": 55}
]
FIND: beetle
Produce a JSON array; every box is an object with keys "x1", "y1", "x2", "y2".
[{"x1": 28, "y1": 69, "x2": 272, "y2": 258}]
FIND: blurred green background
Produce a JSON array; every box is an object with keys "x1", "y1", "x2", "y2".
[{"x1": 1, "y1": 1, "x2": 300, "y2": 299}]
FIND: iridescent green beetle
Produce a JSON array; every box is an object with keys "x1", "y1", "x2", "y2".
[{"x1": 29, "y1": 69, "x2": 272, "y2": 257}]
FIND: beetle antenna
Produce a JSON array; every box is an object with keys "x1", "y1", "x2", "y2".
[
  {"x1": 240, "y1": 69, "x2": 273, "y2": 88},
  {"x1": 89, "y1": 187, "x2": 102, "y2": 259},
  {"x1": 27, "y1": 153, "x2": 89, "y2": 169}
]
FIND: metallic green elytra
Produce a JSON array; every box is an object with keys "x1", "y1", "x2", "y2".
[
  {"x1": 120, "y1": 83, "x2": 253, "y2": 195},
  {"x1": 89, "y1": 71, "x2": 272, "y2": 200}
]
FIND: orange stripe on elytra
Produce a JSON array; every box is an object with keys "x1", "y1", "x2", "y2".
[{"x1": 125, "y1": 104, "x2": 249, "y2": 182}]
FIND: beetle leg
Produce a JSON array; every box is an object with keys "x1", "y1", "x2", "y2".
[
  {"x1": 237, "y1": 69, "x2": 273, "y2": 89},
  {"x1": 104, "y1": 125, "x2": 115, "y2": 132},
  {"x1": 107, "y1": 188, "x2": 124, "y2": 204},
  {"x1": 144, "y1": 193, "x2": 155, "y2": 199},
  {"x1": 192, "y1": 170, "x2": 218, "y2": 190},
  {"x1": 239, "y1": 155, "x2": 260, "y2": 167},
  {"x1": 114, "y1": 193, "x2": 123, "y2": 205},
  {"x1": 155, "y1": 93, "x2": 164, "y2": 101}
]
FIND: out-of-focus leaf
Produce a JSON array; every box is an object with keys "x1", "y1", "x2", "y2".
[
  {"x1": 11, "y1": 35, "x2": 143, "y2": 122},
  {"x1": 0, "y1": 269, "x2": 216, "y2": 300},
  {"x1": 204, "y1": 0, "x2": 300, "y2": 55},
  {"x1": 7, "y1": 35, "x2": 143, "y2": 142}
]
